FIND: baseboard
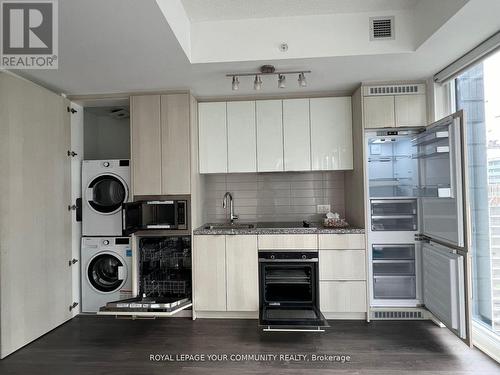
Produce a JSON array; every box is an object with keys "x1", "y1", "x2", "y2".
[
  {"x1": 194, "y1": 311, "x2": 258, "y2": 319},
  {"x1": 323, "y1": 312, "x2": 367, "y2": 320}
]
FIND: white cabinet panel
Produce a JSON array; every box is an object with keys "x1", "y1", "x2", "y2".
[
  {"x1": 363, "y1": 96, "x2": 395, "y2": 129},
  {"x1": 227, "y1": 101, "x2": 256, "y2": 173},
  {"x1": 226, "y1": 235, "x2": 259, "y2": 311},
  {"x1": 310, "y1": 97, "x2": 353, "y2": 170},
  {"x1": 319, "y1": 250, "x2": 366, "y2": 280},
  {"x1": 256, "y1": 100, "x2": 284, "y2": 172},
  {"x1": 395, "y1": 94, "x2": 427, "y2": 127},
  {"x1": 193, "y1": 236, "x2": 227, "y2": 311},
  {"x1": 283, "y1": 98, "x2": 311, "y2": 171},
  {"x1": 319, "y1": 234, "x2": 365, "y2": 250},
  {"x1": 320, "y1": 281, "x2": 367, "y2": 313},
  {"x1": 198, "y1": 102, "x2": 227, "y2": 173}
]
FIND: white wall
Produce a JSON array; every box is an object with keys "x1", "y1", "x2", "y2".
[{"x1": 84, "y1": 108, "x2": 130, "y2": 160}]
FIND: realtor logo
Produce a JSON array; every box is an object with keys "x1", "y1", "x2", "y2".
[{"x1": 1, "y1": 0, "x2": 58, "y2": 69}]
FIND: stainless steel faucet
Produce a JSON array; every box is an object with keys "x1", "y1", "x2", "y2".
[{"x1": 223, "y1": 192, "x2": 238, "y2": 224}]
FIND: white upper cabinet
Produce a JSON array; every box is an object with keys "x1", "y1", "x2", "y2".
[
  {"x1": 363, "y1": 96, "x2": 395, "y2": 129},
  {"x1": 198, "y1": 102, "x2": 227, "y2": 173},
  {"x1": 395, "y1": 94, "x2": 427, "y2": 127},
  {"x1": 227, "y1": 101, "x2": 257, "y2": 173},
  {"x1": 283, "y1": 98, "x2": 311, "y2": 171},
  {"x1": 310, "y1": 97, "x2": 353, "y2": 170},
  {"x1": 256, "y1": 100, "x2": 284, "y2": 172}
]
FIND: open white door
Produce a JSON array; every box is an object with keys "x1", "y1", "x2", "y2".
[{"x1": 416, "y1": 111, "x2": 472, "y2": 345}]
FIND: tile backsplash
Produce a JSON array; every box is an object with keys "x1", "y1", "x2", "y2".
[{"x1": 204, "y1": 171, "x2": 345, "y2": 223}]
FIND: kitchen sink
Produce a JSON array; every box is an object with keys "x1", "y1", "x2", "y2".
[{"x1": 203, "y1": 223, "x2": 256, "y2": 230}]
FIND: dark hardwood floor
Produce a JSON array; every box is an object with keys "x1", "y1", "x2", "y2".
[{"x1": 0, "y1": 316, "x2": 498, "y2": 374}]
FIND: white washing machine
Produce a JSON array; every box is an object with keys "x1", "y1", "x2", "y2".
[
  {"x1": 82, "y1": 159, "x2": 130, "y2": 236},
  {"x1": 81, "y1": 237, "x2": 133, "y2": 313}
]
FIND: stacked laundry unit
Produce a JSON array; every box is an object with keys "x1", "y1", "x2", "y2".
[{"x1": 80, "y1": 160, "x2": 133, "y2": 312}]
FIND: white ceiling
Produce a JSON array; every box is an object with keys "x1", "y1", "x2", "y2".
[
  {"x1": 13, "y1": 0, "x2": 500, "y2": 99},
  {"x1": 181, "y1": 0, "x2": 419, "y2": 22}
]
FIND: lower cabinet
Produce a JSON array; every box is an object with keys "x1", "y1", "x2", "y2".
[
  {"x1": 193, "y1": 235, "x2": 258, "y2": 312},
  {"x1": 320, "y1": 281, "x2": 367, "y2": 313}
]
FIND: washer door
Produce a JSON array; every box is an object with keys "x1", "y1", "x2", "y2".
[
  {"x1": 86, "y1": 174, "x2": 128, "y2": 215},
  {"x1": 87, "y1": 252, "x2": 127, "y2": 294}
]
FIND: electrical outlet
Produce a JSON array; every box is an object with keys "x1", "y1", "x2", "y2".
[{"x1": 317, "y1": 204, "x2": 331, "y2": 214}]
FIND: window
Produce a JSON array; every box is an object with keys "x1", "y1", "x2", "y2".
[{"x1": 454, "y1": 49, "x2": 500, "y2": 338}]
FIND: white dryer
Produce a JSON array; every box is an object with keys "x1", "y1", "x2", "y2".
[
  {"x1": 81, "y1": 237, "x2": 133, "y2": 313},
  {"x1": 82, "y1": 159, "x2": 130, "y2": 236}
]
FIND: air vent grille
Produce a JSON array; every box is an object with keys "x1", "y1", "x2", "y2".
[
  {"x1": 373, "y1": 311, "x2": 423, "y2": 319},
  {"x1": 370, "y1": 17, "x2": 394, "y2": 40},
  {"x1": 363, "y1": 84, "x2": 425, "y2": 96}
]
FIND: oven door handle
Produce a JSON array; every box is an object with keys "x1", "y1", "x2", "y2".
[{"x1": 259, "y1": 259, "x2": 319, "y2": 262}]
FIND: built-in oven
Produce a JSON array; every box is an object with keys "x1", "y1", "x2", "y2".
[
  {"x1": 258, "y1": 250, "x2": 328, "y2": 331},
  {"x1": 122, "y1": 198, "x2": 188, "y2": 235}
]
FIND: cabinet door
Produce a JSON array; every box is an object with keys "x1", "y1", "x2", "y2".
[
  {"x1": 256, "y1": 100, "x2": 283, "y2": 172},
  {"x1": 198, "y1": 102, "x2": 227, "y2": 173},
  {"x1": 363, "y1": 96, "x2": 395, "y2": 128},
  {"x1": 319, "y1": 250, "x2": 366, "y2": 280},
  {"x1": 283, "y1": 98, "x2": 311, "y2": 171},
  {"x1": 131, "y1": 95, "x2": 162, "y2": 195},
  {"x1": 193, "y1": 236, "x2": 226, "y2": 311},
  {"x1": 227, "y1": 101, "x2": 256, "y2": 173},
  {"x1": 320, "y1": 281, "x2": 367, "y2": 312},
  {"x1": 310, "y1": 97, "x2": 353, "y2": 170},
  {"x1": 161, "y1": 94, "x2": 190, "y2": 194},
  {"x1": 395, "y1": 94, "x2": 427, "y2": 127},
  {"x1": 226, "y1": 235, "x2": 259, "y2": 311}
]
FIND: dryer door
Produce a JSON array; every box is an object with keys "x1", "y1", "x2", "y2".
[
  {"x1": 86, "y1": 174, "x2": 128, "y2": 215},
  {"x1": 87, "y1": 252, "x2": 127, "y2": 293}
]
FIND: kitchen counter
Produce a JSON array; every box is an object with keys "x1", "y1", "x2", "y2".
[{"x1": 193, "y1": 222, "x2": 365, "y2": 235}]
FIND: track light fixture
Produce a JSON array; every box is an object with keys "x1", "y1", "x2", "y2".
[
  {"x1": 226, "y1": 65, "x2": 311, "y2": 91},
  {"x1": 254, "y1": 75, "x2": 262, "y2": 90},
  {"x1": 231, "y1": 76, "x2": 239, "y2": 91}
]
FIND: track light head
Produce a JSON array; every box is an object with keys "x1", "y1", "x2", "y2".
[
  {"x1": 298, "y1": 72, "x2": 307, "y2": 87},
  {"x1": 254, "y1": 75, "x2": 262, "y2": 90},
  {"x1": 278, "y1": 74, "x2": 286, "y2": 89},
  {"x1": 232, "y1": 76, "x2": 239, "y2": 91}
]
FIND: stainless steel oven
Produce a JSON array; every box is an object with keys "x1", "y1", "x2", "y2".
[{"x1": 258, "y1": 249, "x2": 328, "y2": 331}]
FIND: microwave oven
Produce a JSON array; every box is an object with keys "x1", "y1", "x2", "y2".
[{"x1": 122, "y1": 199, "x2": 188, "y2": 235}]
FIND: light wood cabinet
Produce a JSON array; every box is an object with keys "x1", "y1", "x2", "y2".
[
  {"x1": 198, "y1": 102, "x2": 227, "y2": 173},
  {"x1": 320, "y1": 281, "x2": 367, "y2": 313},
  {"x1": 226, "y1": 235, "x2": 259, "y2": 311},
  {"x1": 258, "y1": 234, "x2": 318, "y2": 250},
  {"x1": 319, "y1": 233, "x2": 365, "y2": 250},
  {"x1": 319, "y1": 250, "x2": 366, "y2": 280},
  {"x1": 131, "y1": 95, "x2": 162, "y2": 195},
  {"x1": 227, "y1": 101, "x2": 256, "y2": 173},
  {"x1": 131, "y1": 94, "x2": 191, "y2": 196},
  {"x1": 193, "y1": 236, "x2": 227, "y2": 311},
  {"x1": 364, "y1": 93, "x2": 427, "y2": 129},
  {"x1": 283, "y1": 98, "x2": 311, "y2": 171},
  {"x1": 161, "y1": 94, "x2": 191, "y2": 194},
  {"x1": 194, "y1": 235, "x2": 259, "y2": 312},
  {"x1": 310, "y1": 97, "x2": 353, "y2": 170},
  {"x1": 395, "y1": 94, "x2": 427, "y2": 127},
  {"x1": 363, "y1": 96, "x2": 395, "y2": 129},
  {"x1": 256, "y1": 100, "x2": 284, "y2": 172}
]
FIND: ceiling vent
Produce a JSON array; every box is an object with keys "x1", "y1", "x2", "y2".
[{"x1": 370, "y1": 16, "x2": 394, "y2": 41}]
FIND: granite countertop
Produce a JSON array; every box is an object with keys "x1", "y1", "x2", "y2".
[{"x1": 193, "y1": 221, "x2": 365, "y2": 235}]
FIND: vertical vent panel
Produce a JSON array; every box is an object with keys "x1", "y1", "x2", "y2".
[{"x1": 370, "y1": 17, "x2": 394, "y2": 40}]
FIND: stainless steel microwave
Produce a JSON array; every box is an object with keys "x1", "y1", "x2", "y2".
[{"x1": 122, "y1": 199, "x2": 188, "y2": 235}]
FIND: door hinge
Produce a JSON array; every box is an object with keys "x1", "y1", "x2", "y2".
[
  {"x1": 67, "y1": 150, "x2": 78, "y2": 157},
  {"x1": 68, "y1": 258, "x2": 78, "y2": 266},
  {"x1": 67, "y1": 107, "x2": 77, "y2": 114},
  {"x1": 68, "y1": 204, "x2": 77, "y2": 211},
  {"x1": 69, "y1": 302, "x2": 79, "y2": 311}
]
